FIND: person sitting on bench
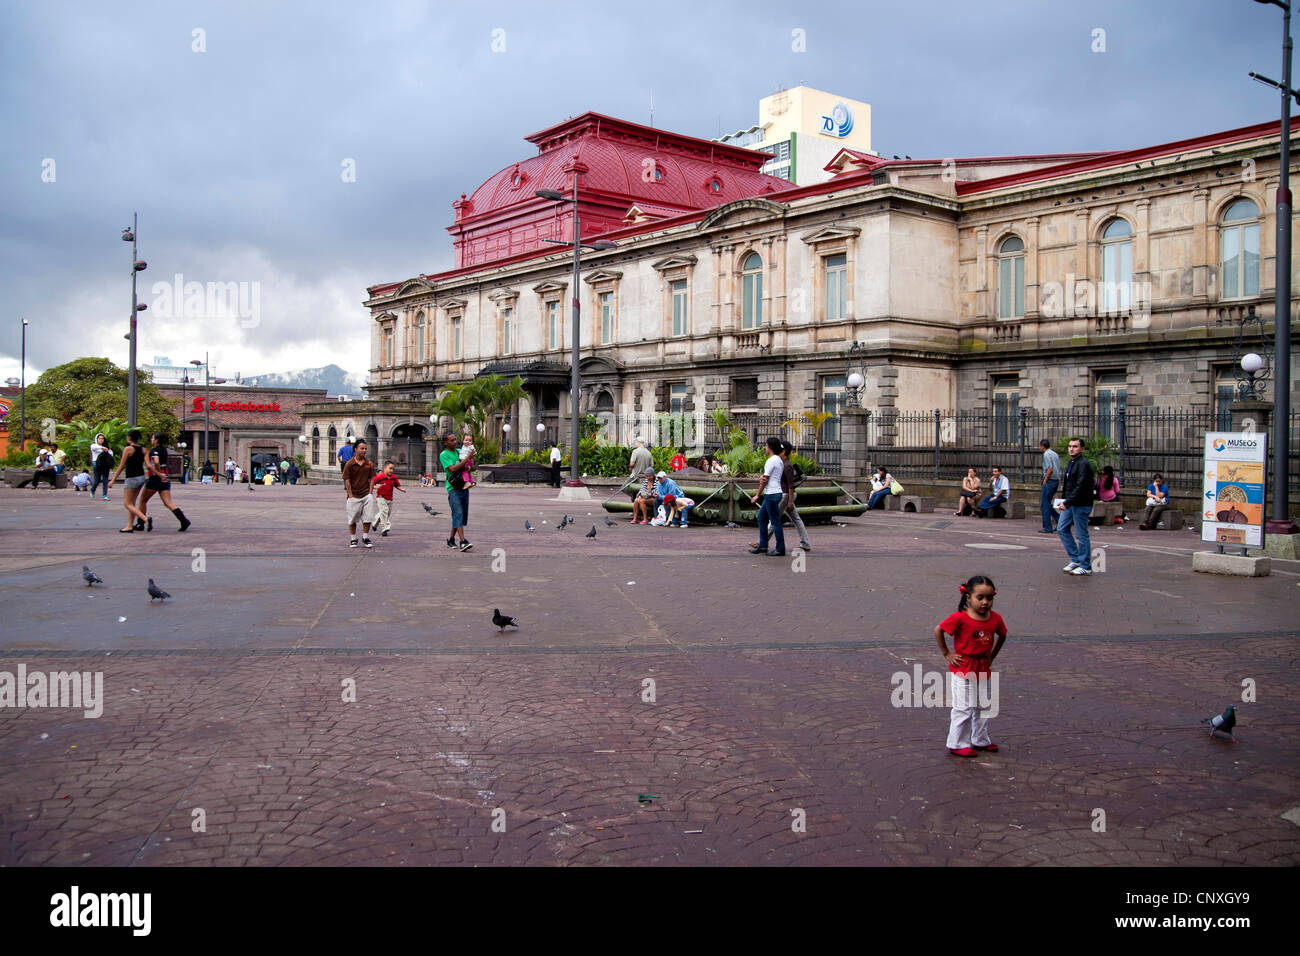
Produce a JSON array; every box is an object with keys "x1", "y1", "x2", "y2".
[
  {"x1": 1138, "y1": 473, "x2": 1170, "y2": 530},
  {"x1": 974, "y1": 467, "x2": 1010, "y2": 517}
]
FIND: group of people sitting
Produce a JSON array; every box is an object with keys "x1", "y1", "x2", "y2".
[
  {"x1": 629, "y1": 469, "x2": 695, "y2": 526},
  {"x1": 951, "y1": 467, "x2": 1014, "y2": 518}
]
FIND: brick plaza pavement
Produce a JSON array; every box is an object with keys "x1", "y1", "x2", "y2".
[{"x1": 0, "y1": 480, "x2": 1297, "y2": 865}]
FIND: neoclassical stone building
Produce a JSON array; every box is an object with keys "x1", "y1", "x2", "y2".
[{"x1": 357, "y1": 111, "x2": 1298, "y2": 469}]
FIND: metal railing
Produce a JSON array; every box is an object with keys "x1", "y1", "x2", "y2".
[{"x1": 857, "y1": 408, "x2": 1300, "y2": 494}]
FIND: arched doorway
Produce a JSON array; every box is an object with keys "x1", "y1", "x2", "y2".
[{"x1": 391, "y1": 423, "x2": 427, "y2": 475}]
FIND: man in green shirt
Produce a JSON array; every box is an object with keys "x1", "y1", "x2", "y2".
[{"x1": 440, "y1": 432, "x2": 473, "y2": 551}]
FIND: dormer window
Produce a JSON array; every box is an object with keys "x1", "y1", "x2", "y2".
[{"x1": 708, "y1": 178, "x2": 722, "y2": 192}]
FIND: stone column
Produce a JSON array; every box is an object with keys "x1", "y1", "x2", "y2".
[{"x1": 840, "y1": 406, "x2": 869, "y2": 478}]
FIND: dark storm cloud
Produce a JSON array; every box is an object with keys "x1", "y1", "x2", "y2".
[{"x1": 0, "y1": 0, "x2": 1277, "y2": 380}]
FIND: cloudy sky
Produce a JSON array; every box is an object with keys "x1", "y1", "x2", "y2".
[{"x1": 0, "y1": 0, "x2": 1281, "y2": 384}]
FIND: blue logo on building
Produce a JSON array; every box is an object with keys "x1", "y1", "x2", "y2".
[{"x1": 820, "y1": 102, "x2": 854, "y2": 138}]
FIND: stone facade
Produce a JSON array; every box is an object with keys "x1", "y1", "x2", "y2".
[{"x1": 359, "y1": 115, "x2": 1300, "y2": 444}]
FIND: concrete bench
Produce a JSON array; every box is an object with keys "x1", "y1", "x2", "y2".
[
  {"x1": 479, "y1": 463, "x2": 554, "y2": 485},
  {"x1": 985, "y1": 501, "x2": 1026, "y2": 519},
  {"x1": 885, "y1": 494, "x2": 935, "y2": 513},
  {"x1": 1154, "y1": 510, "x2": 1185, "y2": 531},
  {"x1": 1091, "y1": 501, "x2": 1123, "y2": 526}
]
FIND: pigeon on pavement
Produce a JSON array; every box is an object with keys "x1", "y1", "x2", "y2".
[
  {"x1": 492, "y1": 609, "x2": 519, "y2": 631},
  {"x1": 524, "y1": 520, "x2": 535, "y2": 532},
  {"x1": 82, "y1": 566, "x2": 103, "y2": 586},
  {"x1": 557, "y1": 515, "x2": 569, "y2": 530},
  {"x1": 585, "y1": 525, "x2": 597, "y2": 538},
  {"x1": 604, "y1": 517, "x2": 616, "y2": 527},
  {"x1": 422, "y1": 502, "x2": 439, "y2": 516},
  {"x1": 147, "y1": 579, "x2": 171, "y2": 602},
  {"x1": 1203, "y1": 704, "x2": 1237, "y2": 741}
]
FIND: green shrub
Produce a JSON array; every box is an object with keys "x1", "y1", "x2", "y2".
[{"x1": 2, "y1": 449, "x2": 35, "y2": 468}]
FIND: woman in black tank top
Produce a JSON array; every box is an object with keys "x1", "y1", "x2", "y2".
[
  {"x1": 137, "y1": 432, "x2": 191, "y2": 532},
  {"x1": 109, "y1": 431, "x2": 149, "y2": 532}
]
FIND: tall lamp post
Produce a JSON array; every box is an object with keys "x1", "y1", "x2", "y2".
[
  {"x1": 19, "y1": 317, "x2": 28, "y2": 450},
  {"x1": 122, "y1": 216, "x2": 148, "y2": 427},
  {"x1": 190, "y1": 355, "x2": 226, "y2": 466},
  {"x1": 534, "y1": 183, "x2": 617, "y2": 485},
  {"x1": 1251, "y1": 0, "x2": 1299, "y2": 535}
]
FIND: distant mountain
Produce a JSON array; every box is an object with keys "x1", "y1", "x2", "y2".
[{"x1": 242, "y1": 364, "x2": 367, "y2": 397}]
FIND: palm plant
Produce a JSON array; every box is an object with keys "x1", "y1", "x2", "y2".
[
  {"x1": 782, "y1": 410, "x2": 835, "y2": 465},
  {"x1": 428, "y1": 374, "x2": 525, "y2": 462},
  {"x1": 56, "y1": 417, "x2": 130, "y2": 467}
]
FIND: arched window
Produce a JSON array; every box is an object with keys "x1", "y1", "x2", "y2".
[
  {"x1": 1100, "y1": 219, "x2": 1132, "y2": 314},
  {"x1": 741, "y1": 252, "x2": 763, "y2": 329},
  {"x1": 997, "y1": 235, "x2": 1025, "y2": 319},
  {"x1": 414, "y1": 311, "x2": 427, "y2": 363},
  {"x1": 1221, "y1": 199, "x2": 1260, "y2": 300},
  {"x1": 311, "y1": 426, "x2": 320, "y2": 465},
  {"x1": 327, "y1": 425, "x2": 337, "y2": 463}
]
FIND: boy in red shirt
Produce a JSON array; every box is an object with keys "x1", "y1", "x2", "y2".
[
  {"x1": 934, "y1": 574, "x2": 1007, "y2": 757},
  {"x1": 371, "y1": 461, "x2": 406, "y2": 537}
]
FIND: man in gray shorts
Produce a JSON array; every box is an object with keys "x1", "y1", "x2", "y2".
[{"x1": 342, "y1": 440, "x2": 376, "y2": 548}]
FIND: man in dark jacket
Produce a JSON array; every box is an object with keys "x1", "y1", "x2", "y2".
[{"x1": 1056, "y1": 437, "x2": 1096, "y2": 575}]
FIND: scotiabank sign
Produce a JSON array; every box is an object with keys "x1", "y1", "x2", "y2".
[{"x1": 192, "y1": 397, "x2": 281, "y2": 413}]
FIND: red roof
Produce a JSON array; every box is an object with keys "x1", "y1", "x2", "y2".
[{"x1": 445, "y1": 112, "x2": 790, "y2": 269}]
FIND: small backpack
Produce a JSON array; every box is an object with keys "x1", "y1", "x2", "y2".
[{"x1": 790, "y1": 462, "x2": 806, "y2": 488}]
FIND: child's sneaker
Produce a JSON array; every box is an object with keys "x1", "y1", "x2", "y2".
[
  {"x1": 459, "y1": 540, "x2": 473, "y2": 552},
  {"x1": 446, "y1": 536, "x2": 456, "y2": 548},
  {"x1": 349, "y1": 538, "x2": 358, "y2": 548},
  {"x1": 363, "y1": 537, "x2": 373, "y2": 549}
]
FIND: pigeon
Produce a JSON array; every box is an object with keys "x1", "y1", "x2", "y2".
[
  {"x1": 147, "y1": 579, "x2": 171, "y2": 602},
  {"x1": 524, "y1": 520, "x2": 535, "y2": 532},
  {"x1": 492, "y1": 609, "x2": 519, "y2": 632},
  {"x1": 1203, "y1": 705, "x2": 1237, "y2": 741},
  {"x1": 604, "y1": 517, "x2": 615, "y2": 527},
  {"x1": 557, "y1": 515, "x2": 569, "y2": 530},
  {"x1": 82, "y1": 566, "x2": 103, "y2": 586},
  {"x1": 422, "y1": 502, "x2": 439, "y2": 516},
  {"x1": 585, "y1": 525, "x2": 597, "y2": 538}
]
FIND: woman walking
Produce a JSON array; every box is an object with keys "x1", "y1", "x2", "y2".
[
  {"x1": 108, "y1": 429, "x2": 149, "y2": 532},
  {"x1": 137, "y1": 433, "x2": 192, "y2": 532},
  {"x1": 90, "y1": 433, "x2": 114, "y2": 500}
]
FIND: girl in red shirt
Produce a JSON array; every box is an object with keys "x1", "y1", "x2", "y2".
[{"x1": 933, "y1": 575, "x2": 1007, "y2": 757}]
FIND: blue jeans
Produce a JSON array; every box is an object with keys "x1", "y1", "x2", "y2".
[
  {"x1": 977, "y1": 493, "x2": 1007, "y2": 514},
  {"x1": 670, "y1": 505, "x2": 693, "y2": 526},
  {"x1": 92, "y1": 460, "x2": 111, "y2": 497},
  {"x1": 757, "y1": 494, "x2": 786, "y2": 553},
  {"x1": 1057, "y1": 505, "x2": 1093, "y2": 569},
  {"x1": 867, "y1": 488, "x2": 891, "y2": 509},
  {"x1": 1040, "y1": 479, "x2": 1059, "y2": 531},
  {"x1": 447, "y1": 487, "x2": 470, "y2": 530}
]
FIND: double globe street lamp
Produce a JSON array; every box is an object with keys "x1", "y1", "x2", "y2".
[{"x1": 534, "y1": 185, "x2": 617, "y2": 487}]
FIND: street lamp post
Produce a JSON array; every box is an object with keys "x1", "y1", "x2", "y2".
[
  {"x1": 19, "y1": 317, "x2": 28, "y2": 450},
  {"x1": 122, "y1": 215, "x2": 147, "y2": 427},
  {"x1": 535, "y1": 184, "x2": 617, "y2": 486},
  {"x1": 1252, "y1": 0, "x2": 1299, "y2": 535}
]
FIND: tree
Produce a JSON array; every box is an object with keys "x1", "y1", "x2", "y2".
[
  {"x1": 23, "y1": 358, "x2": 180, "y2": 441},
  {"x1": 427, "y1": 374, "x2": 526, "y2": 462}
]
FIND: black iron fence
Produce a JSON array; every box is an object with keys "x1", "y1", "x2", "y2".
[{"x1": 861, "y1": 408, "x2": 1300, "y2": 494}]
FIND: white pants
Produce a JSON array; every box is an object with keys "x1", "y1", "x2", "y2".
[
  {"x1": 374, "y1": 497, "x2": 392, "y2": 533},
  {"x1": 346, "y1": 494, "x2": 373, "y2": 528},
  {"x1": 946, "y1": 672, "x2": 993, "y2": 750}
]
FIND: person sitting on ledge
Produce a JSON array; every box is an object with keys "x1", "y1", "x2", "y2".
[
  {"x1": 1138, "y1": 473, "x2": 1170, "y2": 529},
  {"x1": 973, "y1": 466, "x2": 1010, "y2": 517},
  {"x1": 955, "y1": 467, "x2": 981, "y2": 517},
  {"x1": 867, "y1": 466, "x2": 894, "y2": 510}
]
